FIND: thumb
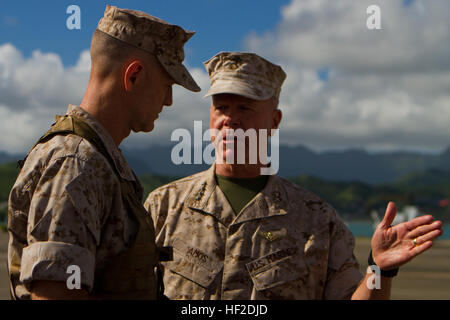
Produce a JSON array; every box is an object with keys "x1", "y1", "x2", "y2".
[{"x1": 378, "y1": 201, "x2": 397, "y2": 230}]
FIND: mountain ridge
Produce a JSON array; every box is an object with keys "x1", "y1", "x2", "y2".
[{"x1": 1, "y1": 144, "x2": 449, "y2": 184}]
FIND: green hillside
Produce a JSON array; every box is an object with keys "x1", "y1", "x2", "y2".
[
  {"x1": 0, "y1": 162, "x2": 18, "y2": 202},
  {"x1": 139, "y1": 173, "x2": 180, "y2": 199},
  {"x1": 1, "y1": 161, "x2": 449, "y2": 225},
  {"x1": 392, "y1": 168, "x2": 450, "y2": 194},
  {"x1": 291, "y1": 169, "x2": 450, "y2": 223},
  {"x1": 0, "y1": 162, "x2": 18, "y2": 225}
]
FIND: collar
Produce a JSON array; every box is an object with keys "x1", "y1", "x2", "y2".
[
  {"x1": 186, "y1": 163, "x2": 289, "y2": 226},
  {"x1": 66, "y1": 104, "x2": 136, "y2": 182}
]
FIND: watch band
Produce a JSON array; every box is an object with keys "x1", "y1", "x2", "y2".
[{"x1": 367, "y1": 250, "x2": 399, "y2": 278}]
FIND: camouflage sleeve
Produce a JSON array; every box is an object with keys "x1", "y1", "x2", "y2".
[
  {"x1": 144, "y1": 189, "x2": 168, "y2": 236},
  {"x1": 323, "y1": 209, "x2": 364, "y2": 300},
  {"x1": 143, "y1": 193, "x2": 155, "y2": 231},
  {"x1": 19, "y1": 154, "x2": 111, "y2": 292}
]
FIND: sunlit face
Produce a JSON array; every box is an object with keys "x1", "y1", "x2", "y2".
[
  {"x1": 209, "y1": 93, "x2": 281, "y2": 164},
  {"x1": 130, "y1": 58, "x2": 174, "y2": 133}
]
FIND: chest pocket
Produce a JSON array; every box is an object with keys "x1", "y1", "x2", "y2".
[
  {"x1": 246, "y1": 246, "x2": 308, "y2": 291},
  {"x1": 164, "y1": 238, "x2": 223, "y2": 289}
]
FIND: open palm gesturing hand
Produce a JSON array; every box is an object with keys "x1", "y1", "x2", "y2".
[{"x1": 371, "y1": 202, "x2": 443, "y2": 270}]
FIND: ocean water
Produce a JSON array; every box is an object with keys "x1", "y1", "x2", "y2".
[
  {"x1": 347, "y1": 222, "x2": 450, "y2": 239},
  {"x1": 1, "y1": 222, "x2": 449, "y2": 239}
]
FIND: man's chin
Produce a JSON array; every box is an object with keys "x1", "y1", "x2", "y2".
[
  {"x1": 145, "y1": 123, "x2": 155, "y2": 133},
  {"x1": 217, "y1": 148, "x2": 250, "y2": 165},
  {"x1": 131, "y1": 122, "x2": 155, "y2": 133}
]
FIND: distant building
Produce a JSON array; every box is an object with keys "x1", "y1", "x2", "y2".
[{"x1": 370, "y1": 205, "x2": 419, "y2": 229}]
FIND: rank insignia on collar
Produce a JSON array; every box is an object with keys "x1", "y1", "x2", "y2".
[{"x1": 195, "y1": 182, "x2": 207, "y2": 202}]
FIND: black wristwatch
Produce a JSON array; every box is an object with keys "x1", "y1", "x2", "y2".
[{"x1": 367, "y1": 250, "x2": 399, "y2": 278}]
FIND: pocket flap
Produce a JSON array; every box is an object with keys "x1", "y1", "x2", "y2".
[
  {"x1": 246, "y1": 246, "x2": 308, "y2": 291},
  {"x1": 164, "y1": 238, "x2": 223, "y2": 289}
]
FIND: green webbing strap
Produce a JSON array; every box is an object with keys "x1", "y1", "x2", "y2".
[
  {"x1": 32, "y1": 115, "x2": 170, "y2": 260},
  {"x1": 18, "y1": 115, "x2": 106, "y2": 170},
  {"x1": 12, "y1": 115, "x2": 168, "y2": 299},
  {"x1": 48, "y1": 115, "x2": 116, "y2": 175},
  {"x1": 19, "y1": 115, "x2": 121, "y2": 183}
]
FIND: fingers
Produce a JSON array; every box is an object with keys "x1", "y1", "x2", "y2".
[
  {"x1": 407, "y1": 225, "x2": 443, "y2": 261},
  {"x1": 410, "y1": 240, "x2": 434, "y2": 256},
  {"x1": 408, "y1": 220, "x2": 443, "y2": 239},
  {"x1": 412, "y1": 228, "x2": 443, "y2": 247},
  {"x1": 404, "y1": 214, "x2": 435, "y2": 231},
  {"x1": 378, "y1": 202, "x2": 397, "y2": 230}
]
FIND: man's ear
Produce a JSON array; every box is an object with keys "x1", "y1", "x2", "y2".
[
  {"x1": 124, "y1": 60, "x2": 144, "y2": 92},
  {"x1": 272, "y1": 109, "x2": 282, "y2": 130}
]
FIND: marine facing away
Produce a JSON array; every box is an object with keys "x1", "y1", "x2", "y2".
[{"x1": 7, "y1": 5, "x2": 200, "y2": 300}]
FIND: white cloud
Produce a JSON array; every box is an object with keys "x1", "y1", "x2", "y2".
[
  {"x1": 0, "y1": 42, "x2": 210, "y2": 154},
  {"x1": 245, "y1": 0, "x2": 450, "y2": 152},
  {"x1": 249, "y1": 0, "x2": 450, "y2": 73},
  {"x1": 0, "y1": 104, "x2": 39, "y2": 154},
  {"x1": 1, "y1": 0, "x2": 450, "y2": 154},
  {"x1": 0, "y1": 44, "x2": 91, "y2": 153},
  {"x1": 0, "y1": 44, "x2": 90, "y2": 114}
]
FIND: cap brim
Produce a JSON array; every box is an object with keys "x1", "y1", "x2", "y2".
[
  {"x1": 203, "y1": 79, "x2": 272, "y2": 101},
  {"x1": 157, "y1": 55, "x2": 201, "y2": 92}
]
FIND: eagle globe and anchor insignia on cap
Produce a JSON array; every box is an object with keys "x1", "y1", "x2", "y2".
[{"x1": 203, "y1": 51, "x2": 286, "y2": 101}]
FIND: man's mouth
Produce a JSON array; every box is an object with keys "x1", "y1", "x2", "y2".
[
  {"x1": 222, "y1": 129, "x2": 238, "y2": 140},
  {"x1": 220, "y1": 131, "x2": 249, "y2": 147},
  {"x1": 221, "y1": 133, "x2": 236, "y2": 145}
]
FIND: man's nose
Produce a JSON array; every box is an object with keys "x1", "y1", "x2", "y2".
[{"x1": 223, "y1": 108, "x2": 240, "y2": 127}]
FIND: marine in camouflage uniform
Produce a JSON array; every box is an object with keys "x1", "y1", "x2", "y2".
[
  {"x1": 7, "y1": 6, "x2": 200, "y2": 300},
  {"x1": 144, "y1": 52, "x2": 363, "y2": 299},
  {"x1": 145, "y1": 164, "x2": 362, "y2": 299},
  {"x1": 146, "y1": 52, "x2": 443, "y2": 300}
]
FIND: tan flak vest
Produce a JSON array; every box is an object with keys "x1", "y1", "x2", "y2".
[{"x1": 9, "y1": 115, "x2": 169, "y2": 299}]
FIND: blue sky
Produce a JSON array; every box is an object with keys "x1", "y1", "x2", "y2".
[
  {"x1": 1, "y1": 0, "x2": 449, "y2": 154},
  {"x1": 0, "y1": 0, "x2": 290, "y2": 68}
]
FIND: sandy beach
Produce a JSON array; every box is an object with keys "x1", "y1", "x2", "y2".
[{"x1": 1, "y1": 230, "x2": 449, "y2": 300}]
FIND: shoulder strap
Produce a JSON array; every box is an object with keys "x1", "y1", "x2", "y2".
[{"x1": 19, "y1": 115, "x2": 120, "y2": 180}]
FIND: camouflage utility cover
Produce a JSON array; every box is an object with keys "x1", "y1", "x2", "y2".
[
  {"x1": 97, "y1": 5, "x2": 200, "y2": 92},
  {"x1": 145, "y1": 164, "x2": 363, "y2": 300},
  {"x1": 203, "y1": 52, "x2": 286, "y2": 100},
  {"x1": 7, "y1": 105, "x2": 141, "y2": 299}
]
